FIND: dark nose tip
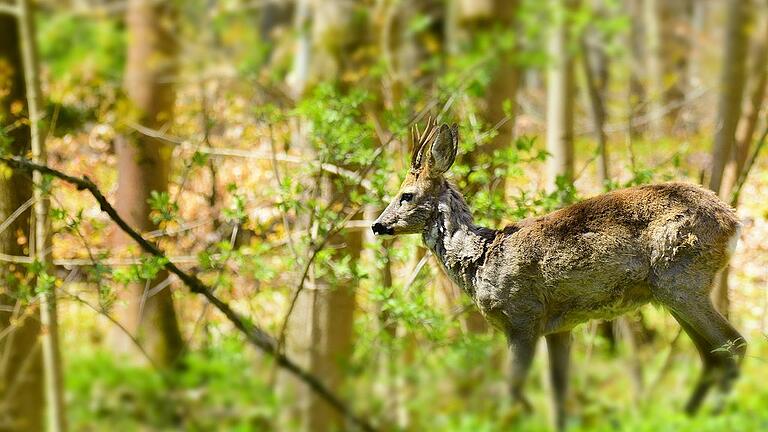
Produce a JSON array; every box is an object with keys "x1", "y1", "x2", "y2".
[{"x1": 371, "y1": 222, "x2": 393, "y2": 236}]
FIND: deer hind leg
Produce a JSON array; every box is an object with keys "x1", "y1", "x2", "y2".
[
  {"x1": 668, "y1": 300, "x2": 746, "y2": 414},
  {"x1": 669, "y1": 310, "x2": 719, "y2": 413},
  {"x1": 545, "y1": 331, "x2": 571, "y2": 432},
  {"x1": 505, "y1": 331, "x2": 538, "y2": 413}
]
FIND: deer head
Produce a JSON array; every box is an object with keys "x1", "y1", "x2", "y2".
[{"x1": 371, "y1": 119, "x2": 459, "y2": 237}]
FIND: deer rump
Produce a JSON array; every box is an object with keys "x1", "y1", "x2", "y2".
[{"x1": 469, "y1": 182, "x2": 740, "y2": 334}]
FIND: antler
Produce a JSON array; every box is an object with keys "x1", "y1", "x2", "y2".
[{"x1": 410, "y1": 117, "x2": 440, "y2": 171}]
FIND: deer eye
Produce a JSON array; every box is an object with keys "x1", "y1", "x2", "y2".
[{"x1": 400, "y1": 193, "x2": 414, "y2": 204}]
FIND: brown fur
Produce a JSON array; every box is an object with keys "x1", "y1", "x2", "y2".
[{"x1": 372, "y1": 122, "x2": 746, "y2": 430}]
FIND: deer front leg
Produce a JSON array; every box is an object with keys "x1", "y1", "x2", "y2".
[
  {"x1": 506, "y1": 331, "x2": 538, "y2": 412},
  {"x1": 546, "y1": 330, "x2": 572, "y2": 431}
]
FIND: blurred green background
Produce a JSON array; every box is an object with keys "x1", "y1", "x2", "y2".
[{"x1": 1, "y1": 0, "x2": 767, "y2": 431}]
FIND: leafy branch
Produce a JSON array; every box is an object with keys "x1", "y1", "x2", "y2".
[{"x1": 0, "y1": 155, "x2": 377, "y2": 432}]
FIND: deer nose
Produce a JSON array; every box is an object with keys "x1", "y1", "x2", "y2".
[{"x1": 371, "y1": 222, "x2": 394, "y2": 236}]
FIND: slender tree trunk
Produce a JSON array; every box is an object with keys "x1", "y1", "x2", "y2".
[
  {"x1": 456, "y1": 0, "x2": 521, "y2": 178},
  {"x1": 284, "y1": 2, "x2": 364, "y2": 430},
  {"x1": 641, "y1": 0, "x2": 693, "y2": 136},
  {"x1": 724, "y1": 7, "x2": 768, "y2": 197},
  {"x1": 304, "y1": 231, "x2": 360, "y2": 432},
  {"x1": 258, "y1": 0, "x2": 294, "y2": 68},
  {"x1": 662, "y1": 1, "x2": 692, "y2": 131},
  {"x1": 286, "y1": 0, "x2": 311, "y2": 99},
  {"x1": 643, "y1": 0, "x2": 663, "y2": 137},
  {"x1": 279, "y1": 0, "x2": 313, "y2": 425},
  {"x1": 480, "y1": 0, "x2": 520, "y2": 167},
  {"x1": 684, "y1": 0, "x2": 706, "y2": 131},
  {"x1": 709, "y1": 0, "x2": 753, "y2": 317},
  {"x1": 581, "y1": 27, "x2": 609, "y2": 184},
  {"x1": 546, "y1": 0, "x2": 578, "y2": 192},
  {"x1": 259, "y1": 0, "x2": 293, "y2": 45},
  {"x1": 709, "y1": 0, "x2": 752, "y2": 195},
  {"x1": 627, "y1": 0, "x2": 646, "y2": 137},
  {"x1": 113, "y1": 0, "x2": 184, "y2": 367},
  {"x1": 371, "y1": 1, "x2": 399, "y2": 421},
  {"x1": 0, "y1": 13, "x2": 44, "y2": 432},
  {"x1": 713, "y1": 0, "x2": 765, "y2": 318},
  {"x1": 16, "y1": 0, "x2": 68, "y2": 429}
]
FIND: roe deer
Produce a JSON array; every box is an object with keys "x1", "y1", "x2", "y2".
[{"x1": 371, "y1": 121, "x2": 746, "y2": 430}]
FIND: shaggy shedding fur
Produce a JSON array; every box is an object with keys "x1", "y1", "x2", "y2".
[
  {"x1": 373, "y1": 122, "x2": 746, "y2": 428},
  {"x1": 423, "y1": 181, "x2": 740, "y2": 334}
]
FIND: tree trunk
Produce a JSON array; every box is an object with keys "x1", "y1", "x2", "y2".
[
  {"x1": 643, "y1": 0, "x2": 693, "y2": 136},
  {"x1": 479, "y1": 0, "x2": 521, "y2": 169},
  {"x1": 663, "y1": 0, "x2": 693, "y2": 130},
  {"x1": 284, "y1": 2, "x2": 364, "y2": 431},
  {"x1": 258, "y1": 0, "x2": 294, "y2": 66},
  {"x1": 639, "y1": 0, "x2": 686, "y2": 134},
  {"x1": 709, "y1": 0, "x2": 753, "y2": 317},
  {"x1": 626, "y1": 0, "x2": 646, "y2": 137},
  {"x1": 546, "y1": 0, "x2": 577, "y2": 192},
  {"x1": 723, "y1": 5, "x2": 768, "y2": 199},
  {"x1": 289, "y1": 186, "x2": 361, "y2": 432},
  {"x1": 113, "y1": 0, "x2": 184, "y2": 367},
  {"x1": 17, "y1": 0, "x2": 68, "y2": 429},
  {"x1": 709, "y1": 0, "x2": 752, "y2": 195},
  {"x1": 0, "y1": 13, "x2": 44, "y2": 432},
  {"x1": 684, "y1": 0, "x2": 706, "y2": 131},
  {"x1": 455, "y1": 0, "x2": 521, "y2": 178},
  {"x1": 581, "y1": 15, "x2": 609, "y2": 184},
  {"x1": 713, "y1": 0, "x2": 764, "y2": 318},
  {"x1": 643, "y1": 0, "x2": 663, "y2": 137},
  {"x1": 304, "y1": 227, "x2": 360, "y2": 432}
]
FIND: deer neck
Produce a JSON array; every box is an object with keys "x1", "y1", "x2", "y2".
[{"x1": 422, "y1": 182, "x2": 494, "y2": 295}]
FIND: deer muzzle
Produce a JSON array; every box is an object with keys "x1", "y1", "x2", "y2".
[{"x1": 371, "y1": 222, "x2": 395, "y2": 236}]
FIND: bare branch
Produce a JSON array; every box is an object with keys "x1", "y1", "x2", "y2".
[{"x1": 126, "y1": 121, "x2": 375, "y2": 191}]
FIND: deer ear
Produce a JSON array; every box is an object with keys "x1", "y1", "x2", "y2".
[{"x1": 428, "y1": 123, "x2": 458, "y2": 176}]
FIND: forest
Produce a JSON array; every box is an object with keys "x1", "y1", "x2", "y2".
[{"x1": 1, "y1": 0, "x2": 767, "y2": 431}]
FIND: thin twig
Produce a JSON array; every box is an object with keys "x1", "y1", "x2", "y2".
[
  {"x1": 267, "y1": 126, "x2": 299, "y2": 260},
  {"x1": 0, "y1": 197, "x2": 34, "y2": 236},
  {"x1": 60, "y1": 288, "x2": 161, "y2": 372},
  {"x1": 403, "y1": 252, "x2": 430, "y2": 293},
  {"x1": 126, "y1": 121, "x2": 375, "y2": 191},
  {"x1": 730, "y1": 124, "x2": 768, "y2": 206},
  {"x1": 180, "y1": 223, "x2": 239, "y2": 355}
]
